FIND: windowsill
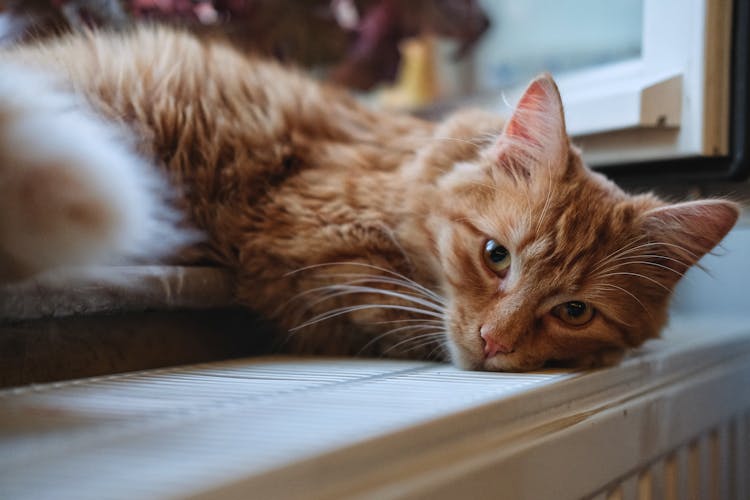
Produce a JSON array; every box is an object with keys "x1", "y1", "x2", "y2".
[
  {"x1": 0, "y1": 266, "x2": 235, "y2": 321},
  {"x1": 0, "y1": 266, "x2": 269, "y2": 388}
]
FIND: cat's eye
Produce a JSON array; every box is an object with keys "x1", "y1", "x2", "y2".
[
  {"x1": 552, "y1": 301, "x2": 595, "y2": 326},
  {"x1": 483, "y1": 239, "x2": 511, "y2": 273}
]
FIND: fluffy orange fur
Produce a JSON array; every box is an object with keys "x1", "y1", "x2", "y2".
[{"x1": 0, "y1": 27, "x2": 739, "y2": 370}]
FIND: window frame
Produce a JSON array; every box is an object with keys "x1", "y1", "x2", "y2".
[
  {"x1": 481, "y1": 0, "x2": 747, "y2": 180},
  {"x1": 548, "y1": 0, "x2": 731, "y2": 167},
  {"x1": 601, "y1": 0, "x2": 749, "y2": 182}
]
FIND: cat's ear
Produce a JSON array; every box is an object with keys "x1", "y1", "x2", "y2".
[
  {"x1": 641, "y1": 199, "x2": 739, "y2": 274},
  {"x1": 495, "y1": 74, "x2": 568, "y2": 171}
]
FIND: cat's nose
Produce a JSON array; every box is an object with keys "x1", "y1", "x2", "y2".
[{"x1": 480, "y1": 325, "x2": 515, "y2": 357}]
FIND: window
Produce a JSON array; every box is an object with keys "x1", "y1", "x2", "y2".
[{"x1": 472, "y1": 0, "x2": 742, "y2": 172}]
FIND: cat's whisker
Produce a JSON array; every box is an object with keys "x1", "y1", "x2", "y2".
[
  {"x1": 290, "y1": 303, "x2": 444, "y2": 332},
  {"x1": 592, "y1": 259, "x2": 687, "y2": 279},
  {"x1": 592, "y1": 238, "x2": 694, "y2": 271},
  {"x1": 298, "y1": 284, "x2": 445, "y2": 313},
  {"x1": 594, "y1": 271, "x2": 672, "y2": 293},
  {"x1": 590, "y1": 237, "x2": 649, "y2": 273},
  {"x1": 426, "y1": 339, "x2": 448, "y2": 360},
  {"x1": 276, "y1": 279, "x2": 381, "y2": 315},
  {"x1": 396, "y1": 336, "x2": 447, "y2": 356},
  {"x1": 357, "y1": 324, "x2": 443, "y2": 355},
  {"x1": 322, "y1": 273, "x2": 446, "y2": 305},
  {"x1": 290, "y1": 290, "x2": 435, "y2": 326},
  {"x1": 401, "y1": 332, "x2": 447, "y2": 350},
  {"x1": 603, "y1": 253, "x2": 690, "y2": 269},
  {"x1": 596, "y1": 250, "x2": 691, "y2": 270},
  {"x1": 643, "y1": 241, "x2": 700, "y2": 259},
  {"x1": 380, "y1": 331, "x2": 447, "y2": 357},
  {"x1": 370, "y1": 318, "x2": 445, "y2": 326},
  {"x1": 592, "y1": 240, "x2": 700, "y2": 274},
  {"x1": 286, "y1": 261, "x2": 444, "y2": 304}
]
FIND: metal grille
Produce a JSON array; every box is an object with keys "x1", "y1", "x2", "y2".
[
  {"x1": 0, "y1": 357, "x2": 570, "y2": 500},
  {"x1": 594, "y1": 412, "x2": 750, "y2": 500}
]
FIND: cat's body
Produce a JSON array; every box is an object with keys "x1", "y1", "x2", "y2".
[{"x1": 0, "y1": 27, "x2": 739, "y2": 370}]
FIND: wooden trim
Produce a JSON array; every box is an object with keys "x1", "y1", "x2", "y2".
[{"x1": 702, "y1": 0, "x2": 733, "y2": 155}]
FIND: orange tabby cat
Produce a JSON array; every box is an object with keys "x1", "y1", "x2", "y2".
[{"x1": 0, "y1": 27, "x2": 739, "y2": 370}]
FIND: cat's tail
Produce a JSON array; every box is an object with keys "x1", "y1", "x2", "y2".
[{"x1": 0, "y1": 64, "x2": 196, "y2": 282}]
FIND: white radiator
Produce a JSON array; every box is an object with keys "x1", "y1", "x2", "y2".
[{"x1": 1, "y1": 315, "x2": 749, "y2": 499}]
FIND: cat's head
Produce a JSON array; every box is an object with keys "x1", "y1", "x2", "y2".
[{"x1": 432, "y1": 74, "x2": 739, "y2": 371}]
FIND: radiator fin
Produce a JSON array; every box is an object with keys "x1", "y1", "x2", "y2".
[
  {"x1": 598, "y1": 411, "x2": 750, "y2": 500},
  {"x1": 0, "y1": 357, "x2": 570, "y2": 500}
]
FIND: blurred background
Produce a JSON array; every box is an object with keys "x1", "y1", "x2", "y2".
[
  {"x1": 0, "y1": 0, "x2": 641, "y2": 108},
  {"x1": 0, "y1": 0, "x2": 744, "y2": 176}
]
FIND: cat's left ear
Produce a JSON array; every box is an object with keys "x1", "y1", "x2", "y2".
[
  {"x1": 495, "y1": 74, "x2": 568, "y2": 170},
  {"x1": 641, "y1": 199, "x2": 739, "y2": 275}
]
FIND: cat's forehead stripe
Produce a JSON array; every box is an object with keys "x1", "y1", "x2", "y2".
[{"x1": 520, "y1": 237, "x2": 552, "y2": 258}]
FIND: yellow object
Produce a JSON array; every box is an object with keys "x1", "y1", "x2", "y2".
[{"x1": 379, "y1": 36, "x2": 438, "y2": 110}]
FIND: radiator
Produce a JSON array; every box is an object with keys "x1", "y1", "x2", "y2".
[{"x1": 1, "y1": 315, "x2": 749, "y2": 499}]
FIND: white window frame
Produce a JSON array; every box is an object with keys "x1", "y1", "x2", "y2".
[{"x1": 494, "y1": 0, "x2": 732, "y2": 167}]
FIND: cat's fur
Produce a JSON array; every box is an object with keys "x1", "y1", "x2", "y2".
[{"x1": 0, "y1": 27, "x2": 739, "y2": 370}]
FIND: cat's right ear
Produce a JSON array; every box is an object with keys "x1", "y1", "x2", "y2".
[{"x1": 493, "y1": 74, "x2": 568, "y2": 176}]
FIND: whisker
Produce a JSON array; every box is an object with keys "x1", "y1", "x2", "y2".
[
  {"x1": 322, "y1": 273, "x2": 446, "y2": 304},
  {"x1": 592, "y1": 260, "x2": 687, "y2": 279},
  {"x1": 371, "y1": 318, "x2": 445, "y2": 326},
  {"x1": 286, "y1": 262, "x2": 443, "y2": 304},
  {"x1": 594, "y1": 253, "x2": 690, "y2": 273},
  {"x1": 426, "y1": 339, "x2": 448, "y2": 360},
  {"x1": 357, "y1": 324, "x2": 442, "y2": 355},
  {"x1": 590, "y1": 237, "x2": 647, "y2": 273},
  {"x1": 397, "y1": 335, "x2": 447, "y2": 355},
  {"x1": 380, "y1": 331, "x2": 447, "y2": 357},
  {"x1": 592, "y1": 241, "x2": 699, "y2": 274},
  {"x1": 298, "y1": 284, "x2": 445, "y2": 313},
  {"x1": 594, "y1": 271, "x2": 672, "y2": 293},
  {"x1": 282, "y1": 276, "x2": 446, "y2": 322},
  {"x1": 604, "y1": 253, "x2": 690, "y2": 268},
  {"x1": 290, "y1": 303, "x2": 443, "y2": 332}
]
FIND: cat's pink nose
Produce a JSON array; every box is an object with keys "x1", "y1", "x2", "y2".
[{"x1": 480, "y1": 325, "x2": 515, "y2": 357}]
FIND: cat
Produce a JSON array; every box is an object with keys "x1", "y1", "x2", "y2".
[{"x1": 0, "y1": 27, "x2": 739, "y2": 371}]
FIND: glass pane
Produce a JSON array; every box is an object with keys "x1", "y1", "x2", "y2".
[{"x1": 475, "y1": 0, "x2": 643, "y2": 89}]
